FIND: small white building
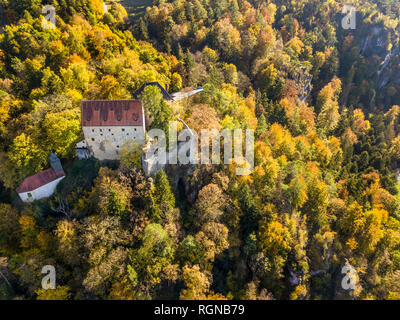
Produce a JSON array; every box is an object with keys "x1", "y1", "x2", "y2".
[
  {"x1": 17, "y1": 153, "x2": 66, "y2": 202},
  {"x1": 80, "y1": 100, "x2": 146, "y2": 160}
]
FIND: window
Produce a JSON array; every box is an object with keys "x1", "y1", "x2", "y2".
[
  {"x1": 134, "y1": 128, "x2": 137, "y2": 132},
  {"x1": 117, "y1": 145, "x2": 120, "y2": 148},
  {"x1": 92, "y1": 129, "x2": 95, "y2": 133},
  {"x1": 92, "y1": 138, "x2": 95, "y2": 141},
  {"x1": 28, "y1": 193, "x2": 33, "y2": 198},
  {"x1": 122, "y1": 128, "x2": 125, "y2": 132}
]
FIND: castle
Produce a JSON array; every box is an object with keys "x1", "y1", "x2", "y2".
[
  {"x1": 77, "y1": 82, "x2": 203, "y2": 174},
  {"x1": 78, "y1": 99, "x2": 146, "y2": 161}
]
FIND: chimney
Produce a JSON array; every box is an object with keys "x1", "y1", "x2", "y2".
[{"x1": 49, "y1": 152, "x2": 63, "y2": 174}]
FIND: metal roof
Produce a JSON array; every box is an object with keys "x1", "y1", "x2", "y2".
[{"x1": 81, "y1": 100, "x2": 144, "y2": 127}]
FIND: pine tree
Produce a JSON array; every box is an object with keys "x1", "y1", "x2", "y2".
[
  {"x1": 184, "y1": 49, "x2": 195, "y2": 84},
  {"x1": 184, "y1": 49, "x2": 195, "y2": 72},
  {"x1": 150, "y1": 170, "x2": 175, "y2": 223},
  {"x1": 138, "y1": 17, "x2": 149, "y2": 41},
  {"x1": 256, "y1": 114, "x2": 268, "y2": 138},
  {"x1": 177, "y1": 43, "x2": 185, "y2": 61}
]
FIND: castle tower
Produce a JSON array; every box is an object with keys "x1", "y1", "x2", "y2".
[{"x1": 49, "y1": 152, "x2": 63, "y2": 174}]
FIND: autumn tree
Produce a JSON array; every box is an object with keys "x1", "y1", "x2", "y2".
[
  {"x1": 316, "y1": 77, "x2": 342, "y2": 135},
  {"x1": 129, "y1": 224, "x2": 175, "y2": 297},
  {"x1": 36, "y1": 286, "x2": 71, "y2": 300},
  {"x1": 180, "y1": 264, "x2": 210, "y2": 300}
]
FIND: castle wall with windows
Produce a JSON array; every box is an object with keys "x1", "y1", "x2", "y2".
[{"x1": 83, "y1": 125, "x2": 145, "y2": 160}]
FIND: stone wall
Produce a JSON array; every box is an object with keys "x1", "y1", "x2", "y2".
[{"x1": 83, "y1": 125, "x2": 145, "y2": 160}]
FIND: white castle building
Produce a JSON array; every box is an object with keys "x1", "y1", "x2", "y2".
[{"x1": 79, "y1": 100, "x2": 146, "y2": 160}]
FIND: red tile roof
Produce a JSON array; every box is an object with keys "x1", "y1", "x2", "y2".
[
  {"x1": 81, "y1": 100, "x2": 144, "y2": 127},
  {"x1": 16, "y1": 168, "x2": 65, "y2": 194}
]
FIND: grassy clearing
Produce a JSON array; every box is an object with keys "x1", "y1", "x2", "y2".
[{"x1": 110, "y1": 0, "x2": 152, "y2": 17}]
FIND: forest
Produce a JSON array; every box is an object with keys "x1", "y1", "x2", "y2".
[{"x1": 1, "y1": 0, "x2": 400, "y2": 300}]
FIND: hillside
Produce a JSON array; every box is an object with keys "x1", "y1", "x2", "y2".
[{"x1": 1, "y1": 0, "x2": 400, "y2": 301}]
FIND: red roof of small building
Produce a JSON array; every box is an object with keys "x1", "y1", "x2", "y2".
[
  {"x1": 16, "y1": 168, "x2": 65, "y2": 194},
  {"x1": 81, "y1": 100, "x2": 144, "y2": 127}
]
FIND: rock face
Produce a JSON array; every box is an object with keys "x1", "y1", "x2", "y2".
[
  {"x1": 142, "y1": 138, "x2": 197, "y2": 176},
  {"x1": 0, "y1": 257, "x2": 16, "y2": 298},
  {"x1": 339, "y1": 19, "x2": 400, "y2": 109},
  {"x1": 167, "y1": 164, "x2": 197, "y2": 204},
  {"x1": 296, "y1": 66, "x2": 313, "y2": 102},
  {"x1": 142, "y1": 118, "x2": 197, "y2": 176},
  {"x1": 142, "y1": 142, "x2": 167, "y2": 177},
  {"x1": 360, "y1": 27, "x2": 388, "y2": 57},
  {"x1": 288, "y1": 268, "x2": 301, "y2": 287},
  {"x1": 359, "y1": 26, "x2": 400, "y2": 92}
]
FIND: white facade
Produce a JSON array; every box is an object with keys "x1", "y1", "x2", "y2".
[
  {"x1": 83, "y1": 125, "x2": 145, "y2": 160},
  {"x1": 18, "y1": 176, "x2": 65, "y2": 203}
]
